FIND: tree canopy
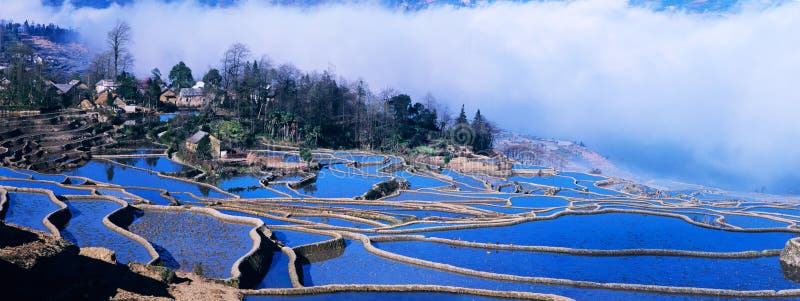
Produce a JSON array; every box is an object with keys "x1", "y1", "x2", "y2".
[{"x1": 169, "y1": 61, "x2": 195, "y2": 90}]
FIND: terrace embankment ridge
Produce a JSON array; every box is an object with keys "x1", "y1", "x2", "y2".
[{"x1": 244, "y1": 284, "x2": 573, "y2": 301}]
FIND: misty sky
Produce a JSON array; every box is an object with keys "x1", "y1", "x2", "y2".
[{"x1": 2, "y1": 0, "x2": 800, "y2": 193}]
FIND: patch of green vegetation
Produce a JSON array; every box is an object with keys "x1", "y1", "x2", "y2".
[{"x1": 415, "y1": 145, "x2": 437, "y2": 155}]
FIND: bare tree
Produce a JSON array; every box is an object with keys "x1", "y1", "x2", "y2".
[
  {"x1": 221, "y1": 43, "x2": 251, "y2": 94},
  {"x1": 221, "y1": 43, "x2": 251, "y2": 118},
  {"x1": 86, "y1": 51, "x2": 115, "y2": 102},
  {"x1": 106, "y1": 20, "x2": 133, "y2": 77}
]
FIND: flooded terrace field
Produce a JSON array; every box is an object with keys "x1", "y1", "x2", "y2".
[{"x1": 4, "y1": 150, "x2": 800, "y2": 300}]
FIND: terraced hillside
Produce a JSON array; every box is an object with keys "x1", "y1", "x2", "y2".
[
  {"x1": 3, "y1": 136, "x2": 800, "y2": 300},
  {"x1": 0, "y1": 110, "x2": 115, "y2": 173}
]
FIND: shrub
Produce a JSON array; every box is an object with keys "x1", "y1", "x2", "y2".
[
  {"x1": 193, "y1": 262, "x2": 205, "y2": 278},
  {"x1": 160, "y1": 268, "x2": 176, "y2": 283}
]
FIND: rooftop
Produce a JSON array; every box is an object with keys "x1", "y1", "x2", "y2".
[{"x1": 186, "y1": 130, "x2": 209, "y2": 144}]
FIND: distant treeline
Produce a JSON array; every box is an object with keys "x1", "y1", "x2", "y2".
[{"x1": 1, "y1": 20, "x2": 80, "y2": 44}]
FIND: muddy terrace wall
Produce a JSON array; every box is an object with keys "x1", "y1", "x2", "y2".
[
  {"x1": 287, "y1": 228, "x2": 346, "y2": 264},
  {"x1": 0, "y1": 188, "x2": 8, "y2": 220},
  {"x1": 243, "y1": 284, "x2": 572, "y2": 301},
  {"x1": 287, "y1": 174, "x2": 317, "y2": 189},
  {"x1": 780, "y1": 238, "x2": 800, "y2": 282}
]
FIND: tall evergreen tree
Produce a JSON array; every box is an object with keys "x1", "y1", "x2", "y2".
[
  {"x1": 168, "y1": 61, "x2": 195, "y2": 90},
  {"x1": 471, "y1": 109, "x2": 493, "y2": 153},
  {"x1": 455, "y1": 104, "x2": 469, "y2": 125}
]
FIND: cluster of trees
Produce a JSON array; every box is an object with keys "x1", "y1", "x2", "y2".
[
  {"x1": 0, "y1": 20, "x2": 79, "y2": 46},
  {"x1": 453, "y1": 105, "x2": 494, "y2": 153},
  {"x1": 181, "y1": 43, "x2": 459, "y2": 151}
]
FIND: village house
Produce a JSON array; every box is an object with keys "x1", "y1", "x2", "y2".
[
  {"x1": 159, "y1": 87, "x2": 177, "y2": 104},
  {"x1": 113, "y1": 98, "x2": 127, "y2": 110},
  {"x1": 95, "y1": 79, "x2": 117, "y2": 94},
  {"x1": 48, "y1": 79, "x2": 88, "y2": 107},
  {"x1": 185, "y1": 130, "x2": 221, "y2": 158},
  {"x1": 176, "y1": 81, "x2": 207, "y2": 107},
  {"x1": 94, "y1": 91, "x2": 118, "y2": 106}
]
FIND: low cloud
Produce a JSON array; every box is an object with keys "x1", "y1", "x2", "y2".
[{"x1": 3, "y1": 0, "x2": 800, "y2": 192}]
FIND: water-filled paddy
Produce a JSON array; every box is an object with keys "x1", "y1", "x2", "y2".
[
  {"x1": 13, "y1": 169, "x2": 67, "y2": 183},
  {"x1": 128, "y1": 210, "x2": 253, "y2": 278},
  {"x1": 216, "y1": 209, "x2": 296, "y2": 226},
  {"x1": 251, "y1": 150, "x2": 301, "y2": 163},
  {"x1": 272, "y1": 229, "x2": 332, "y2": 247},
  {"x1": 578, "y1": 182, "x2": 623, "y2": 195},
  {"x1": 159, "y1": 111, "x2": 199, "y2": 122},
  {"x1": 513, "y1": 164, "x2": 549, "y2": 170},
  {"x1": 722, "y1": 214, "x2": 790, "y2": 229},
  {"x1": 0, "y1": 179, "x2": 92, "y2": 195},
  {"x1": 257, "y1": 250, "x2": 293, "y2": 289},
  {"x1": 0, "y1": 167, "x2": 27, "y2": 178},
  {"x1": 68, "y1": 160, "x2": 228, "y2": 198},
  {"x1": 218, "y1": 175, "x2": 285, "y2": 198},
  {"x1": 296, "y1": 240, "x2": 714, "y2": 301},
  {"x1": 467, "y1": 204, "x2": 531, "y2": 214},
  {"x1": 383, "y1": 191, "x2": 505, "y2": 202},
  {"x1": 123, "y1": 188, "x2": 173, "y2": 205},
  {"x1": 420, "y1": 213, "x2": 797, "y2": 251},
  {"x1": 392, "y1": 170, "x2": 450, "y2": 189},
  {"x1": 295, "y1": 168, "x2": 388, "y2": 198},
  {"x1": 112, "y1": 157, "x2": 191, "y2": 173},
  {"x1": 386, "y1": 222, "x2": 461, "y2": 230},
  {"x1": 744, "y1": 206, "x2": 800, "y2": 216},
  {"x1": 441, "y1": 170, "x2": 486, "y2": 191},
  {"x1": 559, "y1": 172, "x2": 606, "y2": 182},
  {"x1": 554, "y1": 189, "x2": 608, "y2": 199},
  {"x1": 331, "y1": 152, "x2": 386, "y2": 164},
  {"x1": 509, "y1": 175, "x2": 583, "y2": 190},
  {"x1": 376, "y1": 241, "x2": 799, "y2": 290},
  {"x1": 3, "y1": 192, "x2": 59, "y2": 232},
  {"x1": 5, "y1": 149, "x2": 800, "y2": 300},
  {"x1": 60, "y1": 199, "x2": 151, "y2": 264},
  {"x1": 96, "y1": 189, "x2": 137, "y2": 201},
  {"x1": 295, "y1": 216, "x2": 374, "y2": 229},
  {"x1": 268, "y1": 184, "x2": 308, "y2": 198},
  {"x1": 509, "y1": 196, "x2": 570, "y2": 208},
  {"x1": 381, "y1": 209, "x2": 473, "y2": 219}
]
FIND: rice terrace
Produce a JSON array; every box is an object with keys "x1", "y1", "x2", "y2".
[{"x1": 2, "y1": 0, "x2": 800, "y2": 300}]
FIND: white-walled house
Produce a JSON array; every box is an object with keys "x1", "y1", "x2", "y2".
[{"x1": 95, "y1": 79, "x2": 118, "y2": 94}]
